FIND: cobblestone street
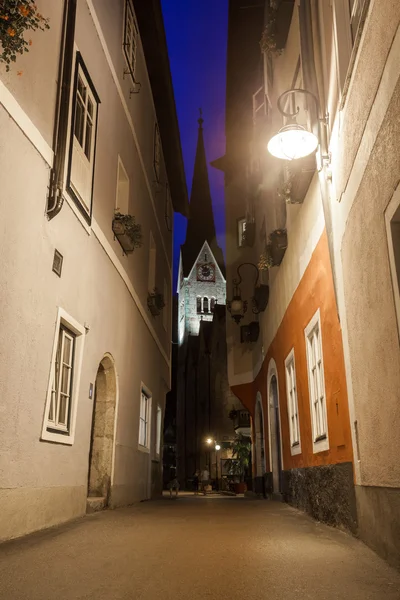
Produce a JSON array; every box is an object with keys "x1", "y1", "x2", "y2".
[{"x1": 0, "y1": 495, "x2": 399, "y2": 600}]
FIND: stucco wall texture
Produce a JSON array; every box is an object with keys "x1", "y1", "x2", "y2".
[
  {"x1": 232, "y1": 231, "x2": 353, "y2": 474},
  {"x1": 341, "y1": 77, "x2": 400, "y2": 488}
]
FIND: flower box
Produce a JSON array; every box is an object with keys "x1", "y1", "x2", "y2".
[{"x1": 112, "y1": 213, "x2": 143, "y2": 255}]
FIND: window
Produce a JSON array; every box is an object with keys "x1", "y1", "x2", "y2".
[
  {"x1": 123, "y1": 0, "x2": 138, "y2": 78},
  {"x1": 285, "y1": 349, "x2": 301, "y2": 455},
  {"x1": 163, "y1": 279, "x2": 168, "y2": 331},
  {"x1": 148, "y1": 232, "x2": 156, "y2": 292},
  {"x1": 305, "y1": 310, "x2": 329, "y2": 452},
  {"x1": 139, "y1": 390, "x2": 150, "y2": 448},
  {"x1": 154, "y1": 124, "x2": 161, "y2": 182},
  {"x1": 196, "y1": 297, "x2": 202, "y2": 314},
  {"x1": 333, "y1": 0, "x2": 369, "y2": 101},
  {"x1": 155, "y1": 405, "x2": 162, "y2": 457},
  {"x1": 116, "y1": 157, "x2": 129, "y2": 214},
  {"x1": 67, "y1": 53, "x2": 99, "y2": 222},
  {"x1": 238, "y1": 217, "x2": 246, "y2": 247},
  {"x1": 203, "y1": 297, "x2": 209, "y2": 313},
  {"x1": 41, "y1": 308, "x2": 86, "y2": 445},
  {"x1": 210, "y1": 297, "x2": 216, "y2": 313},
  {"x1": 385, "y1": 184, "x2": 400, "y2": 335}
]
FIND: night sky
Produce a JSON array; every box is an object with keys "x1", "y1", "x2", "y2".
[{"x1": 161, "y1": 0, "x2": 228, "y2": 291}]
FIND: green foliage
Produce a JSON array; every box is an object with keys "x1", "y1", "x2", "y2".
[
  {"x1": 114, "y1": 212, "x2": 143, "y2": 249},
  {"x1": 225, "y1": 434, "x2": 251, "y2": 482},
  {"x1": 0, "y1": 0, "x2": 50, "y2": 71}
]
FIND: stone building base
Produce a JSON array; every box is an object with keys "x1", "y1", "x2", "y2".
[
  {"x1": 355, "y1": 485, "x2": 400, "y2": 571},
  {"x1": 281, "y1": 462, "x2": 357, "y2": 533}
]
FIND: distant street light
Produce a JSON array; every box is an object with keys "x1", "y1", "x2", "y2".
[
  {"x1": 215, "y1": 444, "x2": 221, "y2": 451},
  {"x1": 206, "y1": 438, "x2": 213, "y2": 445}
]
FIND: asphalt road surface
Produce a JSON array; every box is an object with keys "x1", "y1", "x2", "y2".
[{"x1": 0, "y1": 494, "x2": 399, "y2": 599}]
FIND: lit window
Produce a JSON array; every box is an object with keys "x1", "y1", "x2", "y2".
[
  {"x1": 154, "y1": 124, "x2": 161, "y2": 182},
  {"x1": 285, "y1": 349, "x2": 301, "y2": 455},
  {"x1": 238, "y1": 217, "x2": 246, "y2": 247},
  {"x1": 305, "y1": 310, "x2": 329, "y2": 452},
  {"x1": 68, "y1": 54, "x2": 99, "y2": 221},
  {"x1": 116, "y1": 157, "x2": 129, "y2": 214},
  {"x1": 139, "y1": 390, "x2": 150, "y2": 448},
  {"x1": 123, "y1": 0, "x2": 138, "y2": 78},
  {"x1": 41, "y1": 308, "x2": 86, "y2": 445}
]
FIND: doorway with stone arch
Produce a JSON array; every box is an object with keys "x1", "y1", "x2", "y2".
[
  {"x1": 254, "y1": 392, "x2": 266, "y2": 495},
  {"x1": 87, "y1": 354, "x2": 117, "y2": 511},
  {"x1": 267, "y1": 359, "x2": 283, "y2": 496}
]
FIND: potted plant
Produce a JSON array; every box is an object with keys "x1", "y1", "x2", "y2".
[
  {"x1": 225, "y1": 434, "x2": 251, "y2": 494},
  {"x1": 147, "y1": 287, "x2": 165, "y2": 316},
  {"x1": 112, "y1": 212, "x2": 143, "y2": 254},
  {"x1": 0, "y1": 1, "x2": 50, "y2": 72},
  {"x1": 259, "y1": 4, "x2": 282, "y2": 57}
]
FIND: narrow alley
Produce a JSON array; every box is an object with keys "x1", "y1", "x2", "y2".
[{"x1": 0, "y1": 497, "x2": 399, "y2": 600}]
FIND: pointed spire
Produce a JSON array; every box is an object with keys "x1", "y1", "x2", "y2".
[{"x1": 181, "y1": 114, "x2": 225, "y2": 277}]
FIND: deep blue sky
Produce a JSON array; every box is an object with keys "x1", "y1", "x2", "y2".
[{"x1": 161, "y1": 0, "x2": 228, "y2": 291}]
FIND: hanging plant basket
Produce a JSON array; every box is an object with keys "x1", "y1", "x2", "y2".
[
  {"x1": 253, "y1": 284, "x2": 270, "y2": 312},
  {"x1": 112, "y1": 212, "x2": 143, "y2": 254},
  {"x1": 147, "y1": 288, "x2": 165, "y2": 316}
]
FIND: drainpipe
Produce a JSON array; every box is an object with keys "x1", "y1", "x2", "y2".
[
  {"x1": 47, "y1": 0, "x2": 77, "y2": 220},
  {"x1": 298, "y1": 0, "x2": 340, "y2": 314}
]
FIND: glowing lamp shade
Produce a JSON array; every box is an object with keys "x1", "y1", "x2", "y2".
[
  {"x1": 230, "y1": 297, "x2": 243, "y2": 313},
  {"x1": 267, "y1": 124, "x2": 319, "y2": 161}
]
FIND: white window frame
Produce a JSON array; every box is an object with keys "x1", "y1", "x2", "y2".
[
  {"x1": 385, "y1": 183, "x2": 400, "y2": 338},
  {"x1": 123, "y1": 0, "x2": 138, "y2": 79},
  {"x1": 115, "y1": 156, "x2": 130, "y2": 214},
  {"x1": 139, "y1": 387, "x2": 151, "y2": 451},
  {"x1": 67, "y1": 52, "x2": 99, "y2": 222},
  {"x1": 333, "y1": 0, "x2": 370, "y2": 105},
  {"x1": 304, "y1": 309, "x2": 329, "y2": 453},
  {"x1": 41, "y1": 308, "x2": 86, "y2": 445},
  {"x1": 238, "y1": 217, "x2": 246, "y2": 247},
  {"x1": 155, "y1": 405, "x2": 162, "y2": 458},
  {"x1": 284, "y1": 349, "x2": 301, "y2": 456}
]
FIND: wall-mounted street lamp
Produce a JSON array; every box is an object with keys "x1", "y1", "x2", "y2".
[
  {"x1": 267, "y1": 88, "x2": 329, "y2": 161},
  {"x1": 227, "y1": 263, "x2": 269, "y2": 325}
]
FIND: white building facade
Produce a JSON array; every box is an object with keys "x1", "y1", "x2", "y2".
[{"x1": 0, "y1": 0, "x2": 188, "y2": 542}]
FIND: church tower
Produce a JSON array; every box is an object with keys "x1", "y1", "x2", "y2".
[
  {"x1": 177, "y1": 114, "x2": 226, "y2": 344},
  {"x1": 176, "y1": 116, "x2": 229, "y2": 485}
]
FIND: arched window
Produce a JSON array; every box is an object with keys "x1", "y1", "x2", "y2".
[
  {"x1": 203, "y1": 297, "x2": 209, "y2": 313},
  {"x1": 196, "y1": 297, "x2": 202, "y2": 314},
  {"x1": 210, "y1": 297, "x2": 216, "y2": 313}
]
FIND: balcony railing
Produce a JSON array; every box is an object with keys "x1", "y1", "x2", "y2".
[{"x1": 233, "y1": 410, "x2": 251, "y2": 435}]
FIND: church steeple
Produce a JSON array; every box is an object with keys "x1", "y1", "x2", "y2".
[{"x1": 181, "y1": 114, "x2": 225, "y2": 277}]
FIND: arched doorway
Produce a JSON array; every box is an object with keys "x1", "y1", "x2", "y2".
[
  {"x1": 254, "y1": 393, "x2": 266, "y2": 496},
  {"x1": 87, "y1": 354, "x2": 117, "y2": 508},
  {"x1": 267, "y1": 360, "x2": 283, "y2": 495},
  {"x1": 254, "y1": 393, "x2": 266, "y2": 477}
]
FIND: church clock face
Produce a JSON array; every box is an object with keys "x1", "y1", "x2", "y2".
[{"x1": 197, "y1": 262, "x2": 215, "y2": 282}]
